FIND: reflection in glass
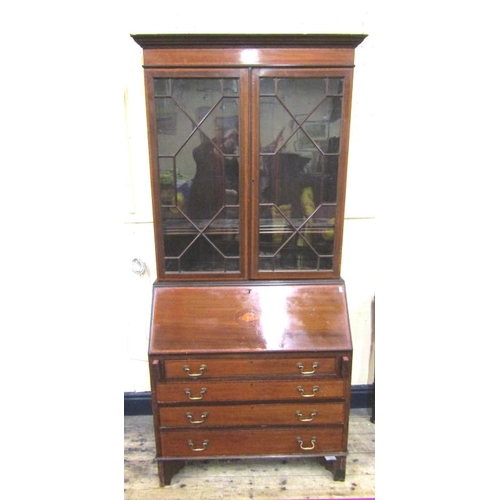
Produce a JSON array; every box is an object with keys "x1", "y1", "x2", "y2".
[
  {"x1": 259, "y1": 77, "x2": 343, "y2": 272},
  {"x1": 154, "y1": 78, "x2": 240, "y2": 273}
]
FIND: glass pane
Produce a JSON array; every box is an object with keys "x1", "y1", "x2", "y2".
[
  {"x1": 155, "y1": 97, "x2": 193, "y2": 156},
  {"x1": 259, "y1": 77, "x2": 343, "y2": 272},
  {"x1": 154, "y1": 77, "x2": 241, "y2": 274},
  {"x1": 276, "y1": 78, "x2": 326, "y2": 120},
  {"x1": 327, "y1": 78, "x2": 343, "y2": 95},
  {"x1": 154, "y1": 78, "x2": 171, "y2": 96}
]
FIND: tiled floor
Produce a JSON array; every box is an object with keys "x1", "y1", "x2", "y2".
[{"x1": 124, "y1": 408, "x2": 374, "y2": 499}]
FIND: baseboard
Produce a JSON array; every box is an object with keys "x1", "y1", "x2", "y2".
[
  {"x1": 125, "y1": 391, "x2": 152, "y2": 416},
  {"x1": 351, "y1": 384, "x2": 375, "y2": 411},
  {"x1": 124, "y1": 384, "x2": 375, "y2": 416}
]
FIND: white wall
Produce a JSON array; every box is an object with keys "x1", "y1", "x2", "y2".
[
  {"x1": 2, "y1": 3, "x2": 379, "y2": 399},
  {"x1": 116, "y1": 5, "x2": 500, "y2": 498},
  {"x1": 5, "y1": 2, "x2": 500, "y2": 498},
  {"x1": 120, "y1": 2, "x2": 377, "y2": 391}
]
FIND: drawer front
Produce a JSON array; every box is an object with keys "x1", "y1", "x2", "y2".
[
  {"x1": 159, "y1": 402, "x2": 345, "y2": 428},
  {"x1": 156, "y1": 379, "x2": 346, "y2": 404},
  {"x1": 160, "y1": 426, "x2": 344, "y2": 458},
  {"x1": 164, "y1": 357, "x2": 339, "y2": 379}
]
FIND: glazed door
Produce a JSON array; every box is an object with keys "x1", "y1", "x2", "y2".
[
  {"x1": 251, "y1": 68, "x2": 353, "y2": 279},
  {"x1": 146, "y1": 69, "x2": 250, "y2": 280},
  {"x1": 146, "y1": 67, "x2": 353, "y2": 281}
]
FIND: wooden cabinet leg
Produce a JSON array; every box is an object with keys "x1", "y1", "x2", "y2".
[
  {"x1": 158, "y1": 460, "x2": 185, "y2": 486},
  {"x1": 319, "y1": 456, "x2": 346, "y2": 481},
  {"x1": 332, "y1": 456, "x2": 347, "y2": 481}
]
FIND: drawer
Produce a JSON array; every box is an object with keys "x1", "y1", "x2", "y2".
[
  {"x1": 159, "y1": 402, "x2": 346, "y2": 428},
  {"x1": 163, "y1": 357, "x2": 339, "y2": 379},
  {"x1": 160, "y1": 426, "x2": 344, "y2": 458},
  {"x1": 156, "y1": 378, "x2": 346, "y2": 404}
]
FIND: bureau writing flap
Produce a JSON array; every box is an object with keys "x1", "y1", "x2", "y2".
[{"x1": 150, "y1": 283, "x2": 352, "y2": 354}]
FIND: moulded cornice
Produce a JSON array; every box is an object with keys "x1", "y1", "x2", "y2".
[{"x1": 131, "y1": 33, "x2": 367, "y2": 50}]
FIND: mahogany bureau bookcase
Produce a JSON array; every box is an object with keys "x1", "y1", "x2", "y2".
[{"x1": 132, "y1": 33, "x2": 366, "y2": 486}]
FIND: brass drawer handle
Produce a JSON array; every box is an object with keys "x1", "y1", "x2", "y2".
[
  {"x1": 184, "y1": 364, "x2": 207, "y2": 378},
  {"x1": 297, "y1": 436, "x2": 317, "y2": 450},
  {"x1": 296, "y1": 385, "x2": 319, "y2": 398},
  {"x1": 186, "y1": 411, "x2": 209, "y2": 424},
  {"x1": 188, "y1": 439, "x2": 209, "y2": 452},
  {"x1": 185, "y1": 388, "x2": 207, "y2": 400},
  {"x1": 296, "y1": 410, "x2": 318, "y2": 422},
  {"x1": 297, "y1": 362, "x2": 319, "y2": 375}
]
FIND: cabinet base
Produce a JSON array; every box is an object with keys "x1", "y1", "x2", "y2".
[
  {"x1": 319, "y1": 455, "x2": 347, "y2": 481},
  {"x1": 158, "y1": 460, "x2": 186, "y2": 487},
  {"x1": 157, "y1": 455, "x2": 347, "y2": 486}
]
